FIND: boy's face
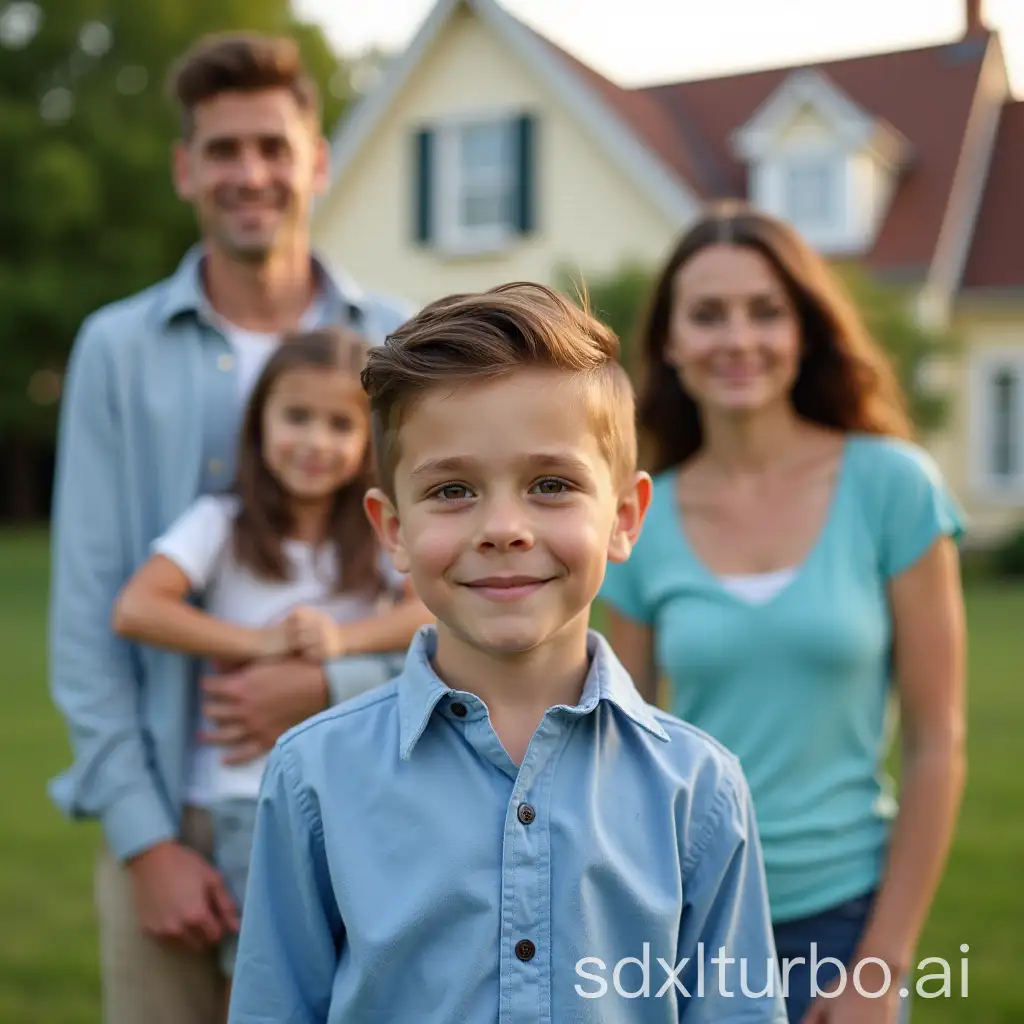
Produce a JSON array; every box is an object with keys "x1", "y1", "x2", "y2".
[{"x1": 365, "y1": 367, "x2": 651, "y2": 658}]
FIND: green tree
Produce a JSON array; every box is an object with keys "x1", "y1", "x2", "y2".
[
  {"x1": 0, "y1": 0, "x2": 349, "y2": 517},
  {"x1": 560, "y1": 259, "x2": 959, "y2": 432},
  {"x1": 832, "y1": 262, "x2": 959, "y2": 433}
]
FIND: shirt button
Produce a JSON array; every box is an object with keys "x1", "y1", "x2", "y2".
[
  {"x1": 515, "y1": 939, "x2": 536, "y2": 962},
  {"x1": 450, "y1": 701, "x2": 467, "y2": 717},
  {"x1": 208, "y1": 458, "x2": 223, "y2": 475},
  {"x1": 217, "y1": 353, "x2": 235, "y2": 371},
  {"x1": 517, "y1": 803, "x2": 536, "y2": 825}
]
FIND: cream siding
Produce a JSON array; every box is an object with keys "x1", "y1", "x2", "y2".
[
  {"x1": 940, "y1": 303, "x2": 1024, "y2": 543},
  {"x1": 312, "y1": 8, "x2": 677, "y2": 307}
]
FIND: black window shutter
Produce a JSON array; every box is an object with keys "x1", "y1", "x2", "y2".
[
  {"x1": 513, "y1": 114, "x2": 536, "y2": 235},
  {"x1": 412, "y1": 127, "x2": 434, "y2": 244}
]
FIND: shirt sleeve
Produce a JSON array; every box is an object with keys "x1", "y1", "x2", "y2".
[
  {"x1": 877, "y1": 442, "x2": 965, "y2": 579},
  {"x1": 228, "y1": 743, "x2": 343, "y2": 1023},
  {"x1": 47, "y1": 315, "x2": 177, "y2": 861},
  {"x1": 676, "y1": 761, "x2": 788, "y2": 1022},
  {"x1": 151, "y1": 494, "x2": 237, "y2": 591}
]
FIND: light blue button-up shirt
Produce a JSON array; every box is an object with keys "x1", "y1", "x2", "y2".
[
  {"x1": 47, "y1": 244, "x2": 414, "y2": 863},
  {"x1": 228, "y1": 627, "x2": 788, "y2": 1023}
]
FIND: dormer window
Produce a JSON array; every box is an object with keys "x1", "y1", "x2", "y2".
[
  {"x1": 731, "y1": 70, "x2": 909, "y2": 254},
  {"x1": 781, "y1": 153, "x2": 843, "y2": 234}
]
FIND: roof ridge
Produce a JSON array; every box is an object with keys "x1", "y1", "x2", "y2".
[{"x1": 630, "y1": 31, "x2": 995, "y2": 93}]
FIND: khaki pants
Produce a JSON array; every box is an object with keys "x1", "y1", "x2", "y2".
[{"x1": 94, "y1": 806, "x2": 225, "y2": 1024}]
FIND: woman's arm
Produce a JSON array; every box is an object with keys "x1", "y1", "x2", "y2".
[
  {"x1": 112, "y1": 555, "x2": 285, "y2": 664},
  {"x1": 852, "y1": 534, "x2": 967, "y2": 976},
  {"x1": 604, "y1": 607, "x2": 660, "y2": 706}
]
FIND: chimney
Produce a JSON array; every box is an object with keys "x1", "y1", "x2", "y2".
[{"x1": 965, "y1": 0, "x2": 985, "y2": 36}]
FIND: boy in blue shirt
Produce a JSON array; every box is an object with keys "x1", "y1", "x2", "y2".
[{"x1": 228, "y1": 282, "x2": 787, "y2": 1022}]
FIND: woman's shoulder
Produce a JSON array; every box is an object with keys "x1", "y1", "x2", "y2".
[
  {"x1": 649, "y1": 466, "x2": 681, "y2": 494},
  {"x1": 636, "y1": 467, "x2": 682, "y2": 536},
  {"x1": 843, "y1": 432, "x2": 948, "y2": 492},
  {"x1": 842, "y1": 432, "x2": 965, "y2": 568}
]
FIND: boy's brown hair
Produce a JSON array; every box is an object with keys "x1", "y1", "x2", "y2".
[
  {"x1": 165, "y1": 31, "x2": 320, "y2": 138},
  {"x1": 360, "y1": 282, "x2": 637, "y2": 497}
]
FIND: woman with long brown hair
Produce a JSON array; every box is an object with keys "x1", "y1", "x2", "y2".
[
  {"x1": 111, "y1": 326, "x2": 432, "y2": 1007},
  {"x1": 600, "y1": 202, "x2": 966, "y2": 1023}
]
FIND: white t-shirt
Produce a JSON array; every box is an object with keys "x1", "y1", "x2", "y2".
[
  {"x1": 216, "y1": 293, "x2": 327, "y2": 399},
  {"x1": 719, "y1": 566, "x2": 797, "y2": 606},
  {"x1": 152, "y1": 493, "x2": 404, "y2": 803}
]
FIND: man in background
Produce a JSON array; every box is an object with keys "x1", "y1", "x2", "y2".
[{"x1": 47, "y1": 32, "x2": 411, "y2": 1024}]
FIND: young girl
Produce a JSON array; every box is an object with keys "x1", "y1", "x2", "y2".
[{"x1": 112, "y1": 326, "x2": 432, "y2": 1000}]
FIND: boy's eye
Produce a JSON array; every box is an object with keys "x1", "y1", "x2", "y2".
[
  {"x1": 284, "y1": 406, "x2": 310, "y2": 424},
  {"x1": 434, "y1": 483, "x2": 473, "y2": 501},
  {"x1": 533, "y1": 478, "x2": 572, "y2": 495}
]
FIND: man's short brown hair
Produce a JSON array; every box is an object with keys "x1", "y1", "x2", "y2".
[
  {"x1": 166, "y1": 31, "x2": 320, "y2": 137},
  {"x1": 361, "y1": 282, "x2": 638, "y2": 496}
]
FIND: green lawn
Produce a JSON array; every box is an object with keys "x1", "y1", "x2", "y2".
[{"x1": 2, "y1": 530, "x2": 1022, "y2": 1021}]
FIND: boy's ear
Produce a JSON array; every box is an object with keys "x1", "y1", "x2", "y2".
[
  {"x1": 364, "y1": 487, "x2": 410, "y2": 574},
  {"x1": 607, "y1": 471, "x2": 652, "y2": 564}
]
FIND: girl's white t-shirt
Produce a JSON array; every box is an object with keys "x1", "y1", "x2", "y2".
[{"x1": 151, "y1": 493, "x2": 404, "y2": 803}]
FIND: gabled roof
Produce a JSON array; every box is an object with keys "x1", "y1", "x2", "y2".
[
  {"x1": 524, "y1": 28, "x2": 718, "y2": 196},
  {"x1": 962, "y1": 100, "x2": 1024, "y2": 291},
  {"x1": 637, "y1": 36, "x2": 995, "y2": 277},
  {"x1": 324, "y1": 0, "x2": 700, "y2": 224},
  {"x1": 729, "y1": 68, "x2": 911, "y2": 169},
  {"x1": 326, "y1": 0, "x2": 1009, "y2": 289},
  {"x1": 524, "y1": 18, "x2": 999, "y2": 282}
]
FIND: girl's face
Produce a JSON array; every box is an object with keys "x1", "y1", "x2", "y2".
[
  {"x1": 664, "y1": 243, "x2": 802, "y2": 416},
  {"x1": 261, "y1": 366, "x2": 370, "y2": 501}
]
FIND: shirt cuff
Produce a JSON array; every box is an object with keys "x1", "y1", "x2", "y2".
[{"x1": 101, "y1": 787, "x2": 178, "y2": 863}]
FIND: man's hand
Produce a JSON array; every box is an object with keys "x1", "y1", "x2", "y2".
[
  {"x1": 283, "y1": 606, "x2": 345, "y2": 661},
  {"x1": 801, "y1": 962, "x2": 903, "y2": 1024},
  {"x1": 127, "y1": 841, "x2": 238, "y2": 951},
  {"x1": 201, "y1": 658, "x2": 329, "y2": 764}
]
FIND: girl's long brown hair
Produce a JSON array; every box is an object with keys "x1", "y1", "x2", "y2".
[
  {"x1": 634, "y1": 200, "x2": 914, "y2": 474},
  {"x1": 232, "y1": 326, "x2": 384, "y2": 598}
]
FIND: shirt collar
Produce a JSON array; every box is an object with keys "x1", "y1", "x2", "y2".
[
  {"x1": 153, "y1": 243, "x2": 369, "y2": 329},
  {"x1": 396, "y1": 626, "x2": 670, "y2": 760}
]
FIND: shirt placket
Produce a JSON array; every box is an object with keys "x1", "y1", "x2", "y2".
[
  {"x1": 496, "y1": 712, "x2": 571, "y2": 1024},
  {"x1": 197, "y1": 322, "x2": 241, "y2": 495}
]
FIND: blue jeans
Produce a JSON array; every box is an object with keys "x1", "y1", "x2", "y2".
[
  {"x1": 211, "y1": 653, "x2": 402, "y2": 976},
  {"x1": 773, "y1": 889, "x2": 911, "y2": 1023}
]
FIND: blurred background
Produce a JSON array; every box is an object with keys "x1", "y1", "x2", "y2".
[{"x1": 2, "y1": 1, "x2": 1023, "y2": 1020}]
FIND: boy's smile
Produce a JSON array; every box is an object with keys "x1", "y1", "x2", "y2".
[{"x1": 367, "y1": 367, "x2": 650, "y2": 666}]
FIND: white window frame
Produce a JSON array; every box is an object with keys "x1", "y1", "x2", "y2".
[
  {"x1": 751, "y1": 145, "x2": 850, "y2": 252},
  {"x1": 434, "y1": 112, "x2": 517, "y2": 255},
  {"x1": 968, "y1": 348, "x2": 1024, "y2": 503}
]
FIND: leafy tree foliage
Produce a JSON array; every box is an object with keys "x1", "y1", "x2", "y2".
[{"x1": 0, "y1": 0, "x2": 348, "y2": 446}]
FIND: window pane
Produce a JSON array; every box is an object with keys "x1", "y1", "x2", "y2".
[
  {"x1": 459, "y1": 121, "x2": 509, "y2": 174},
  {"x1": 456, "y1": 120, "x2": 512, "y2": 230},
  {"x1": 784, "y1": 159, "x2": 837, "y2": 226},
  {"x1": 991, "y1": 367, "x2": 1018, "y2": 479},
  {"x1": 461, "y1": 190, "x2": 508, "y2": 228}
]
